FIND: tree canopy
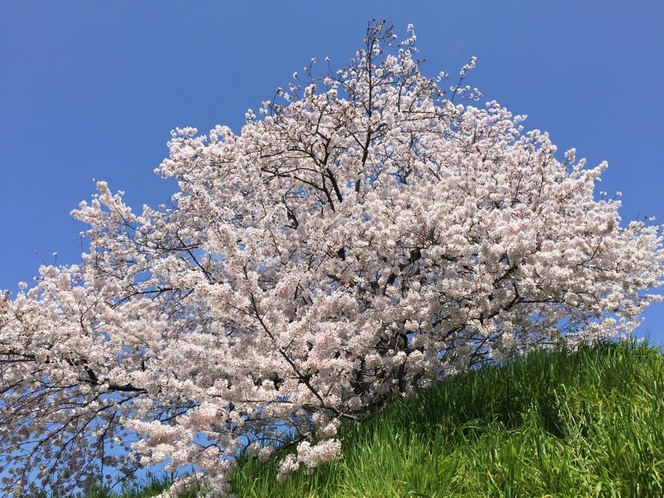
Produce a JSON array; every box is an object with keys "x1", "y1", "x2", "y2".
[{"x1": 1, "y1": 21, "x2": 662, "y2": 496}]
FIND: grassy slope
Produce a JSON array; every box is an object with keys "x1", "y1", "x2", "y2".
[
  {"x1": 84, "y1": 341, "x2": 664, "y2": 497},
  {"x1": 230, "y1": 341, "x2": 664, "y2": 498}
]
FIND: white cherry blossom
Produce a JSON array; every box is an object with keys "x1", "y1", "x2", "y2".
[{"x1": 0, "y1": 20, "x2": 662, "y2": 496}]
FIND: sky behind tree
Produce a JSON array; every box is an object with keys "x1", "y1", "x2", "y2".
[{"x1": 1, "y1": 1, "x2": 663, "y2": 342}]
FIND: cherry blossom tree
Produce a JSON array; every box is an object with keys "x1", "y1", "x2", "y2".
[{"x1": 1, "y1": 20, "x2": 662, "y2": 496}]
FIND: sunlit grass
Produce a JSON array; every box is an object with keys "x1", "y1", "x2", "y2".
[
  {"x1": 230, "y1": 340, "x2": 664, "y2": 497},
  {"x1": 38, "y1": 340, "x2": 664, "y2": 497}
]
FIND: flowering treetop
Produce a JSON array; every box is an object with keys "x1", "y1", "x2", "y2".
[{"x1": 1, "y1": 20, "x2": 662, "y2": 497}]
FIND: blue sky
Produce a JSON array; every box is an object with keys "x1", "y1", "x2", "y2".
[{"x1": 1, "y1": 1, "x2": 663, "y2": 342}]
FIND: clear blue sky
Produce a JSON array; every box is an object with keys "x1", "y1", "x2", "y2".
[{"x1": 2, "y1": 2, "x2": 663, "y2": 341}]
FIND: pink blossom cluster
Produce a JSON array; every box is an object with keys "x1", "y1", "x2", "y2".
[{"x1": 0, "y1": 20, "x2": 662, "y2": 496}]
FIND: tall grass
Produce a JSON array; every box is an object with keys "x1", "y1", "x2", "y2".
[
  {"x1": 231, "y1": 341, "x2": 664, "y2": 497},
  {"x1": 34, "y1": 340, "x2": 664, "y2": 497}
]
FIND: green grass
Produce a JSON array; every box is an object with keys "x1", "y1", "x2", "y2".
[
  {"x1": 46, "y1": 340, "x2": 664, "y2": 497},
  {"x1": 230, "y1": 341, "x2": 664, "y2": 497}
]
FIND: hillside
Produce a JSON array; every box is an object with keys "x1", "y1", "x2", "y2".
[
  {"x1": 72, "y1": 341, "x2": 664, "y2": 497},
  {"x1": 232, "y1": 341, "x2": 664, "y2": 497}
]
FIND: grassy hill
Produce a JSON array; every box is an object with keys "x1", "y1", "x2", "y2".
[{"x1": 75, "y1": 341, "x2": 664, "y2": 497}]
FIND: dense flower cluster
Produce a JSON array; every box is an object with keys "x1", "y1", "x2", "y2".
[{"x1": 1, "y1": 21, "x2": 662, "y2": 496}]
